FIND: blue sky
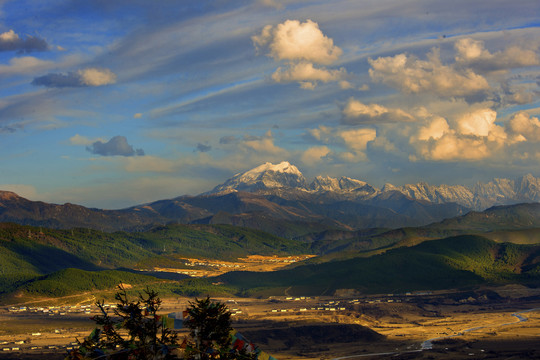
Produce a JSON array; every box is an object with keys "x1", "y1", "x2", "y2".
[{"x1": 0, "y1": 0, "x2": 539, "y2": 209}]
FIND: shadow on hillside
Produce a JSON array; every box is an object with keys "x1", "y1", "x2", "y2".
[{"x1": 5, "y1": 243, "x2": 101, "y2": 273}]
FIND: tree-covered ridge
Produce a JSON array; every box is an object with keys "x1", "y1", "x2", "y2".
[
  {"x1": 18, "y1": 269, "x2": 160, "y2": 298},
  {"x1": 0, "y1": 222, "x2": 311, "y2": 301},
  {"x1": 219, "y1": 235, "x2": 540, "y2": 296},
  {"x1": 0, "y1": 222, "x2": 310, "y2": 271}
]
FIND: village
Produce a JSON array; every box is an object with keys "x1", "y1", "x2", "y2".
[
  {"x1": 2, "y1": 288, "x2": 533, "y2": 359},
  {"x1": 142, "y1": 255, "x2": 316, "y2": 278},
  {"x1": 0, "y1": 288, "x2": 540, "y2": 360},
  {"x1": 0, "y1": 294, "x2": 411, "y2": 354}
]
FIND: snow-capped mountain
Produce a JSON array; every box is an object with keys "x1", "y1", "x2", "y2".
[
  {"x1": 208, "y1": 162, "x2": 378, "y2": 199},
  {"x1": 310, "y1": 176, "x2": 378, "y2": 198},
  {"x1": 209, "y1": 161, "x2": 308, "y2": 194},
  {"x1": 471, "y1": 174, "x2": 540, "y2": 209},
  {"x1": 207, "y1": 161, "x2": 540, "y2": 210},
  {"x1": 387, "y1": 182, "x2": 475, "y2": 208},
  {"x1": 2, "y1": 161, "x2": 538, "y2": 235}
]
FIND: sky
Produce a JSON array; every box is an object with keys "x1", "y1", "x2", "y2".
[{"x1": 0, "y1": 0, "x2": 539, "y2": 209}]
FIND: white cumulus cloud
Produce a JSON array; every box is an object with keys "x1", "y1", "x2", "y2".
[
  {"x1": 369, "y1": 49, "x2": 490, "y2": 98},
  {"x1": 338, "y1": 128, "x2": 376, "y2": 161},
  {"x1": 272, "y1": 62, "x2": 347, "y2": 89},
  {"x1": 78, "y1": 68, "x2": 117, "y2": 86},
  {"x1": 456, "y1": 109, "x2": 497, "y2": 137},
  {"x1": 455, "y1": 38, "x2": 540, "y2": 71},
  {"x1": 301, "y1": 145, "x2": 331, "y2": 165},
  {"x1": 253, "y1": 19, "x2": 346, "y2": 89},
  {"x1": 240, "y1": 130, "x2": 288, "y2": 156},
  {"x1": 411, "y1": 108, "x2": 509, "y2": 161},
  {"x1": 253, "y1": 19, "x2": 342, "y2": 64},
  {"x1": 417, "y1": 117, "x2": 450, "y2": 141},
  {"x1": 342, "y1": 99, "x2": 415, "y2": 124},
  {"x1": 508, "y1": 112, "x2": 540, "y2": 142},
  {"x1": 420, "y1": 133, "x2": 491, "y2": 161}
]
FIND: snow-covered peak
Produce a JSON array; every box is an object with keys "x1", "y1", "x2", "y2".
[
  {"x1": 308, "y1": 176, "x2": 378, "y2": 199},
  {"x1": 239, "y1": 161, "x2": 302, "y2": 181},
  {"x1": 205, "y1": 162, "x2": 539, "y2": 210},
  {"x1": 339, "y1": 177, "x2": 368, "y2": 190},
  {"x1": 310, "y1": 176, "x2": 340, "y2": 192},
  {"x1": 310, "y1": 176, "x2": 369, "y2": 192},
  {"x1": 208, "y1": 161, "x2": 307, "y2": 194},
  {"x1": 381, "y1": 183, "x2": 397, "y2": 192}
]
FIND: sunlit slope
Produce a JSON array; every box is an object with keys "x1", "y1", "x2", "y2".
[{"x1": 220, "y1": 235, "x2": 540, "y2": 295}]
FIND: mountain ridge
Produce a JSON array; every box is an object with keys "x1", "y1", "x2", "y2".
[
  {"x1": 204, "y1": 161, "x2": 540, "y2": 211},
  {"x1": 0, "y1": 162, "x2": 538, "y2": 234}
]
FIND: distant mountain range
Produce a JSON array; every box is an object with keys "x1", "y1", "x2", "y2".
[
  {"x1": 0, "y1": 161, "x2": 538, "y2": 234},
  {"x1": 207, "y1": 161, "x2": 540, "y2": 210}
]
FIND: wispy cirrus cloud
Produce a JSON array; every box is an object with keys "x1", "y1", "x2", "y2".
[{"x1": 0, "y1": 56, "x2": 54, "y2": 76}]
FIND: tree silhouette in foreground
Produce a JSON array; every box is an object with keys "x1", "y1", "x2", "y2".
[
  {"x1": 67, "y1": 286, "x2": 178, "y2": 359},
  {"x1": 67, "y1": 287, "x2": 256, "y2": 360}
]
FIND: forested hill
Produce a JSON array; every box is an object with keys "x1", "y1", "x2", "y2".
[
  {"x1": 219, "y1": 235, "x2": 540, "y2": 296},
  {"x1": 0, "y1": 222, "x2": 310, "y2": 298}
]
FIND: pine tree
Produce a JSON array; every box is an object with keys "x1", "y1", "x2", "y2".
[
  {"x1": 184, "y1": 296, "x2": 231, "y2": 359},
  {"x1": 66, "y1": 285, "x2": 178, "y2": 360}
]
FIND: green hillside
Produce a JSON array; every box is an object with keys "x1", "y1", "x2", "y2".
[
  {"x1": 483, "y1": 228, "x2": 540, "y2": 244},
  {"x1": 15, "y1": 268, "x2": 160, "y2": 297},
  {"x1": 426, "y1": 203, "x2": 540, "y2": 231},
  {"x1": 132, "y1": 223, "x2": 310, "y2": 260},
  {"x1": 219, "y1": 235, "x2": 540, "y2": 296},
  {"x1": 0, "y1": 222, "x2": 309, "y2": 269},
  {"x1": 0, "y1": 222, "x2": 311, "y2": 301},
  {"x1": 1, "y1": 202, "x2": 539, "y2": 301},
  {"x1": 298, "y1": 203, "x2": 540, "y2": 262}
]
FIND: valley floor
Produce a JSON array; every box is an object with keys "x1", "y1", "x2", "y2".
[{"x1": 0, "y1": 284, "x2": 539, "y2": 359}]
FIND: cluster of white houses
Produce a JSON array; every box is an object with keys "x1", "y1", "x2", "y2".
[
  {"x1": 1, "y1": 341, "x2": 80, "y2": 353},
  {"x1": 268, "y1": 296, "x2": 409, "y2": 314},
  {"x1": 7, "y1": 303, "x2": 117, "y2": 315}
]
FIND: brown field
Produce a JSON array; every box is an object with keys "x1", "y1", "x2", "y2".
[{"x1": 0, "y1": 284, "x2": 539, "y2": 360}]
